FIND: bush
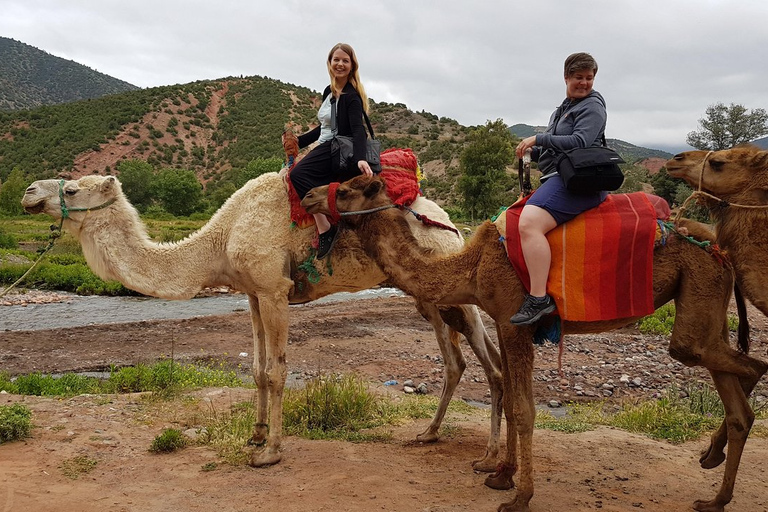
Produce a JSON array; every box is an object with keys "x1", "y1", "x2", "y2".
[
  {"x1": 282, "y1": 374, "x2": 385, "y2": 437},
  {"x1": 0, "y1": 404, "x2": 32, "y2": 443},
  {"x1": 0, "y1": 229, "x2": 17, "y2": 249},
  {"x1": 150, "y1": 428, "x2": 187, "y2": 453},
  {"x1": 637, "y1": 302, "x2": 675, "y2": 335}
]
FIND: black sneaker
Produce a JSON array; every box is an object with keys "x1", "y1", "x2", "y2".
[
  {"x1": 316, "y1": 225, "x2": 340, "y2": 260},
  {"x1": 509, "y1": 294, "x2": 556, "y2": 325}
]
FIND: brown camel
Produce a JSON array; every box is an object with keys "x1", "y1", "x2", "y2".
[
  {"x1": 301, "y1": 175, "x2": 768, "y2": 512},
  {"x1": 668, "y1": 146, "x2": 768, "y2": 475},
  {"x1": 20, "y1": 173, "x2": 504, "y2": 471}
]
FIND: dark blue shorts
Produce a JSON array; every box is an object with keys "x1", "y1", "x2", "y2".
[{"x1": 527, "y1": 174, "x2": 608, "y2": 225}]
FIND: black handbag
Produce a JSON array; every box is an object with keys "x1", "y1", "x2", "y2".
[
  {"x1": 330, "y1": 97, "x2": 381, "y2": 174},
  {"x1": 555, "y1": 141, "x2": 625, "y2": 193},
  {"x1": 547, "y1": 103, "x2": 625, "y2": 193}
]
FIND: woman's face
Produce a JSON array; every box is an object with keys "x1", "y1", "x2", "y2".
[
  {"x1": 330, "y1": 48, "x2": 353, "y2": 82},
  {"x1": 565, "y1": 69, "x2": 595, "y2": 99}
]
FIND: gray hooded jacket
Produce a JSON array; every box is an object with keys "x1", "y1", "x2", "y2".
[{"x1": 533, "y1": 90, "x2": 607, "y2": 180}]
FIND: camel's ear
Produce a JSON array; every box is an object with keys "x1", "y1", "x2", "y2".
[
  {"x1": 100, "y1": 176, "x2": 117, "y2": 192},
  {"x1": 363, "y1": 178, "x2": 384, "y2": 199}
]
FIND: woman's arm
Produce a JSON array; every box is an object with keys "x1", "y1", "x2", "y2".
[
  {"x1": 536, "y1": 98, "x2": 606, "y2": 151},
  {"x1": 343, "y1": 91, "x2": 372, "y2": 175},
  {"x1": 296, "y1": 86, "x2": 331, "y2": 148}
]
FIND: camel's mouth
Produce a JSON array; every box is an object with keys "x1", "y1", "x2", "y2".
[
  {"x1": 22, "y1": 200, "x2": 45, "y2": 214},
  {"x1": 300, "y1": 196, "x2": 323, "y2": 214}
]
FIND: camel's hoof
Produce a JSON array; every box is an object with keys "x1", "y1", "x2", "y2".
[
  {"x1": 497, "y1": 496, "x2": 531, "y2": 512},
  {"x1": 699, "y1": 446, "x2": 726, "y2": 469},
  {"x1": 472, "y1": 455, "x2": 499, "y2": 473},
  {"x1": 249, "y1": 448, "x2": 282, "y2": 467},
  {"x1": 416, "y1": 430, "x2": 439, "y2": 444},
  {"x1": 484, "y1": 471, "x2": 515, "y2": 491},
  {"x1": 693, "y1": 498, "x2": 725, "y2": 512}
]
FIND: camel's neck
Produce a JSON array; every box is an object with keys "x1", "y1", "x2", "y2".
[
  {"x1": 715, "y1": 207, "x2": 768, "y2": 314},
  {"x1": 70, "y1": 198, "x2": 228, "y2": 299},
  {"x1": 354, "y1": 210, "x2": 480, "y2": 305}
]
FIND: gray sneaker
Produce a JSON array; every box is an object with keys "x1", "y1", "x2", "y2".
[{"x1": 509, "y1": 294, "x2": 556, "y2": 325}]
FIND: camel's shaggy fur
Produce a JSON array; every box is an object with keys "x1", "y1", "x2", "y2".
[
  {"x1": 21, "y1": 173, "x2": 504, "y2": 470},
  {"x1": 302, "y1": 175, "x2": 768, "y2": 512}
]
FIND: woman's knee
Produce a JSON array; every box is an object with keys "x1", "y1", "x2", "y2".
[{"x1": 518, "y1": 207, "x2": 554, "y2": 235}]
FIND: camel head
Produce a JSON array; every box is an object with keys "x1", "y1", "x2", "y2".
[
  {"x1": 301, "y1": 175, "x2": 391, "y2": 227},
  {"x1": 22, "y1": 175, "x2": 122, "y2": 220},
  {"x1": 666, "y1": 146, "x2": 768, "y2": 202}
]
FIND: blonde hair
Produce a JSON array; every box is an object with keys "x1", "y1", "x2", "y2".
[{"x1": 327, "y1": 43, "x2": 369, "y2": 114}]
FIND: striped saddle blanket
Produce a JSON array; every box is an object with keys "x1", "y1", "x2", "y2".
[{"x1": 496, "y1": 192, "x2": 670, "y2": 322}]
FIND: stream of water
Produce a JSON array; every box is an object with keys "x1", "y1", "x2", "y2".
[{"x1": 0, "y1": 288, "x2": 404, "y2": 332}]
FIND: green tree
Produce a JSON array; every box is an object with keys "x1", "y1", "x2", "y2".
[
  {"x1": 0, "y1": 167, "x2": 28, "y2": 216},
  {"x1": 457, "y1": 119, "x2": 515, "y2": 221},
  {"x1": 686, "y1": 103, "x2": 768, "y2": 150},
  {"x1": 116, "y1": 159, "x2": 155, "y2": 212},
  {"x1": 649, "y1": 167, "x2": 679, "y2": 206},
  {"x1": 235, "y1": 157, "x2": 283, "y2": 188},
  {"x1": 206, "y1": 181, "x2": 237, "y2": 211},
  {"x1": 152, "y1": 168, "x2": 203, "y2": 217}
]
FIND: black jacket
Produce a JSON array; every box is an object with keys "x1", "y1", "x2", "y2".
[{"x1": 298, "y1": 82, "x2": 368, "y2": 166}]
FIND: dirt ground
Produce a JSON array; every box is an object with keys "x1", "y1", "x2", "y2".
[{"x1": 2, "y1": 294, "x2": 768, "y2": 512}]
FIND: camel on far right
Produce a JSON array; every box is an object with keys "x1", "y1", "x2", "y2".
[{"x1": 667, "y1": 146, "x2": 768, "y2": 315}]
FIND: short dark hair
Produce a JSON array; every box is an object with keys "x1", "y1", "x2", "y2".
[{"x1": 564, "y1": 52, "x2": 598, "y2": 77}]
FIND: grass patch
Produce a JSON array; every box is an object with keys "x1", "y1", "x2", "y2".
[
  {"x1": 202, "y1": 374, "x2": 471, "y2": 464},
  {"x1": 0, "y1": 360, "x2": 245, "y2": 397},
  {"x1": 59, "y1": 456, "x2": 97, "y2": 479},
  {"x1": 637, "y1": 303, "x2": 676, "y2": 335},
  {"x1": 282, "y1": 374, "x2": 391, "y2": 438},
  {"x1": 536, "y1": 384, "x2": 741, "y2": 443},
  {"x1": 107, "y1": 359, "x2": 244, "y2": 395},
  {"x1": 0, "y1": 403, "x2": 32, "y2": 443},
  {"x1": 150, "y1": 428, "x2": 187, "y2": 453}
]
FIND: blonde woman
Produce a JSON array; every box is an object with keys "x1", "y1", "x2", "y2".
[{"x1": 288, "y1": 43, "x2": 373, "y2": 259}]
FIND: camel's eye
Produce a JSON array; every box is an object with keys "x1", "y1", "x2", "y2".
[
  {"x1": 64, "y1": 188, "x2": 78, "y2": 196},
  {"x1": 337, "y1": 188, "x2": 348, "y2": 198},
  {"x1": 708, "y1": 160, "x2": 725, "y2": 172}
]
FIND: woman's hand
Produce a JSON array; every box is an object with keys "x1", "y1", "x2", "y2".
[
  {"x1": 515, "y1": 136, "x2": 537, "y2": 159},
  {"x1": 358, "y1": 160, "x2": 373, "y2": 176}
]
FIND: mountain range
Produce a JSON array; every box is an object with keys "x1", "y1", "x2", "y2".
[{"x1": 0, "y1": 37, "x2": 138, "y2": 110}]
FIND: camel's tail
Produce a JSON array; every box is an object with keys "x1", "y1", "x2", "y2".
[{"x1": 734, "y1": 283, "x2": 750, "y2": 354}]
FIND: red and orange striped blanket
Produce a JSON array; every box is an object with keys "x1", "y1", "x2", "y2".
[
  {"x1": 496, "y1": 192, "x2": 670, "y2": 322},
  {"x1": 286, "y1": 148, "x2": 422, "y2": 228}
]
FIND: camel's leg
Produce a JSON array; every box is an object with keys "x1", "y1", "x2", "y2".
[
  {"x1": 669, "y1": 317, "x2": 768, "y2": 470},
  {"x1": 693, "y1": 370, "x2": 755, "y2": 512},
  {"x1": 249, "y1": 292, "x2": 290, "y2": 467},
  {"x1": 247, "y1": 295, "x2": 269, "y2": 446},
  {"x1": 699, "y1": 364, "x2": 766, "y2": 469},
  {"x1": 497, "y1": 325, "x2": 535, "y2": 512},
  {"x1": 485, "y1": 320, "x2": 516, "y2": 491},
  {"x1": 436, "y1": 304, "x2": 504, "y2": 472},
  {"x1": 413, "y1": 301, "x2": 466, "y2": 445}
]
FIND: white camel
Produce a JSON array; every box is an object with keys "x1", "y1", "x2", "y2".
[{"x1": 21, "y1": 173, "x2": 503, "y2": 469}]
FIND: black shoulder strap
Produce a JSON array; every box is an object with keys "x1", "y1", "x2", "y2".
[{"x1": 330, "y1": 96, "x2": 376, "y2": 139}]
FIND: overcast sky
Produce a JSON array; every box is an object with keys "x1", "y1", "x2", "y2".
[{"x1": 2, "y1": 0, "x2": 766, "y2": 154}]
